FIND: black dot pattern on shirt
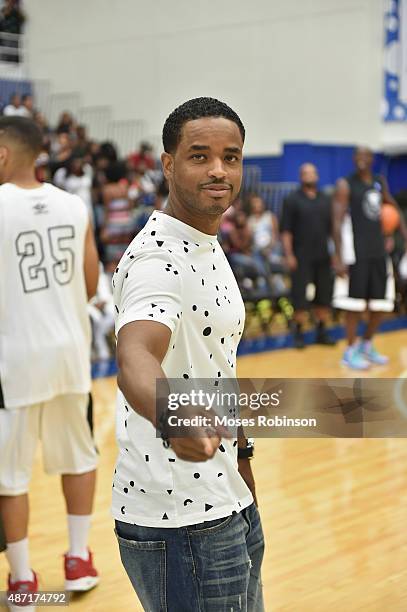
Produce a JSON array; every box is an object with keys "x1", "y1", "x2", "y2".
[
  {"x1": 183, "y1": 373, "x2": 189, "y2": 379},
  {"x1": 203, "y1": 327, "x2": 211, "y2": 336},
  {"x1": 157, "y1": 240, "x2": 164, "y2": 247},
  {"x1": 219, "y1": 444, "x2": 225, "y2": 452},
  {"x1": 130, "y1": 481, "x2": 134, "y2": 486},
  {"x1": 124, "y1": 487, "x2": 128, "y2": 494},
  {"x1": 192, "y1": 305, "x2": 197, "y2": 311},
  {"x1": 184, "y1": 499, "x2": 193, "y2": 506},
  {"x1": 205, "y1": 504, "x2": 213, "y2": 512},
  {"x1": 194, "y1": 473, "x2": 200, "y2": 479}
]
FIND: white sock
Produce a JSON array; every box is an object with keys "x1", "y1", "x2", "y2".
[
  {"x1": 6, "y1": 538, "x2": 33, "y2": 582},
  {"x1": 67, "y1": 515, "x2": 91, "y2": 560}
]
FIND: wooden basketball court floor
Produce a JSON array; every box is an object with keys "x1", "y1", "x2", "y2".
[{"x1": 1, "y1": 330, "x2": 407, "y2": 611}]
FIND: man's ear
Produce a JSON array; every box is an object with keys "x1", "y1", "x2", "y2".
[
  {"x1": 161, "y1": 152, "x2": 174, "y2": 180},
  {"x1": 0, "y1": 145, "x2": 9, "y2": 167}
]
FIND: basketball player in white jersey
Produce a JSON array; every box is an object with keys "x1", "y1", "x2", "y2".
[{"x1": 0, "y1": 117, "x2": 100, "y2": 607}]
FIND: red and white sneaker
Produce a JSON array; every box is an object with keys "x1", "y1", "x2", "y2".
[
  {"x1": 64, "y1": 549, "x2": 99, "y2": 592},
  {"x1": 7, "y1": 570, "x2": 38, "y2": 611}
]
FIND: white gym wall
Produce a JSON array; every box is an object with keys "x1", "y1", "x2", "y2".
[{"x1": 23, "y1": 0, "x2": 407, "y2": 154}]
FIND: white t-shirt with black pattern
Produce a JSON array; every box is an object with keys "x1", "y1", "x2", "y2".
[{"x1": 111, "y1": 211, "x2": 253, "y2": 528}]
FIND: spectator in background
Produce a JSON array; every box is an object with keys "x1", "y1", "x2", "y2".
[
  {"x1": 33, "y1": 110, "x2": 50, "y2": 134},
  {"x1": 0, "y1": 0, "x2": 25, "y2": 34},
  {"x1": 91, "y1": 142, "x2": 119, "y2": 257},
  {"x1": 227, "y1": 210, "x2": 270, "y2": 290},
  {"x1": 128, "y1": 141, "x2": 155, "y2": 172},
  {"x1": 248, "y1": 194, "x2": 286, "y2": 293},
  {"x1": 88, "y1": 264, "x2": 115, "y2": 361},
  {"x1": 54, "y1": 157, "x2": 94, "y2": 225},
  {"x1": 281, "y1": 163, "x2": 336, "y2": 348},
  {"x1": 101, "y1": 161, "x2": 137, "y2": 273},
  {"x1": 0, "y1": 0, "x2": 25, "y2": 62},
  {"x1": 49, "y1": 132, "x2": 74, "y2": 175},
  {"x1": 3, "y1": 93, "x2": 23, "y2": 116},
  {"x1": 248, "y1": 195, "x2": 279, "y2": 253},
  {"x1": 56, "y1": 111, "x2": 75, "y2": 135},
  {"x1": 73, "y1": 124, "x2": 90, "y2": 158},
  {"x1": 19, "y1": 94, "x2": 34, "y2": 118}
]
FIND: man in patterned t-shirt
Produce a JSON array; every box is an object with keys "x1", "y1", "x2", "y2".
[{"x1": 113, "y1": 98, "x2": 264, "y2": 611}]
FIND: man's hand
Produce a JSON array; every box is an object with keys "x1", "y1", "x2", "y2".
[
  {"x1": 169, "y1": 435, "x2": 223, "y2": 462},
  {"x1": 384, "y1": 236, "x2": 395, "y2": 254},
  {"x1": 286, "y1": 254, "x2": 298, "y2": 271},
  {"x1": 332, "y1": 254, "x2": 347, "y2": 278},
  {"x1": 238, "y1": 457, "x2": 258, "y2": 506},
  {"x1": 165, "y1": 406, "x2": 232, "y2": 462}
]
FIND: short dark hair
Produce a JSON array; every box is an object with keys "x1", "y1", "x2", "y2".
[
  {"x1": 0, "y1": 116, "x2": 42, "y2": 157},
  {"x1": 162, "y1": 97, "x2": 245, "y2": 153}
]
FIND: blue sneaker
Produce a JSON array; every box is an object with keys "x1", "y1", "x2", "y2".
[
  {"x1": 359, "y1": 340, "x2": 389, "y2": 365},
  {"x1": 341, "y1": 345, "x2": 370, "y2": 370}
]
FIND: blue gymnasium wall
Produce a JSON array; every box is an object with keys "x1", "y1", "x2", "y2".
[{"x1": 244, "y1": 143, "x2": 407, "y2": 195}]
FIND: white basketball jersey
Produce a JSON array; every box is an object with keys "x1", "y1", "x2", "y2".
[{"x1": 0, "y1": 182, "x2": 92, "y2": 408}]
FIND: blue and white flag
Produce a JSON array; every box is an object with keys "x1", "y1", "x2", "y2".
[{"x1": 383, "y1": 0, "x2": 407, "y2": 121}]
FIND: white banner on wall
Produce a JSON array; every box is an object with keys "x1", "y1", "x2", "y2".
[{"x1": 383, "y1": 0, "x2": 407, "y2": 121}]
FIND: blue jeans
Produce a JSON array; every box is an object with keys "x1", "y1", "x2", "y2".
[{"x1": 115, "y1": 502, "x2": 265, "y2": 611}]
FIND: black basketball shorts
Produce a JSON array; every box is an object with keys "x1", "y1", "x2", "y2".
[
  {"x1": 333, "y1": 257, "x2": 395, "y2": 312},
  {"x1": 291, "y1": 257, "x2": 333, "y2": 311}
]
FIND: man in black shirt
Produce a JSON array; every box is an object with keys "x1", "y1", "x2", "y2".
[
  {"x1": 281, "y1": 163, "x2": 335, "y2": 348},
  {"x1": 333, "y1": 147, "x2": 407, "y2": 369}
]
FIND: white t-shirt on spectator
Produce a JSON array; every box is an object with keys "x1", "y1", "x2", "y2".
[
  {"x1": 111, "y1": 211, "x2": 252, "y2": 527},
  {"x1": 3, "y1": 105, "x2": 28, "y2": 117},
  {"x1": 249, "y1": 211, "x2": 275, "y2": 250},
  {"x1": 54, "y1": 164, "x2": 94, "y2": 225}
]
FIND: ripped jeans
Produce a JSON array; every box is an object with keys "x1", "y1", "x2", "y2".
[{"x1": 115, "y1": 502, "x2": 265, "y2": 612}]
